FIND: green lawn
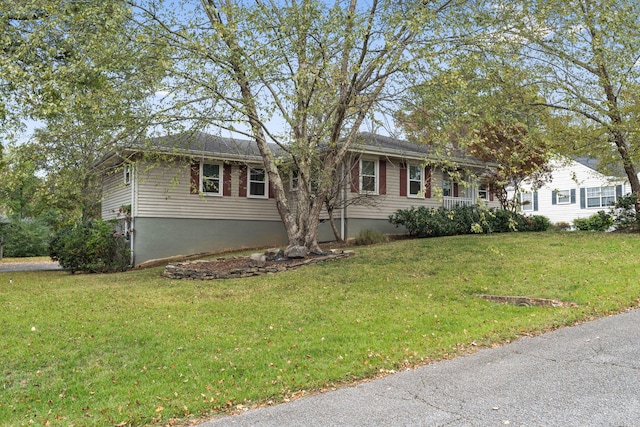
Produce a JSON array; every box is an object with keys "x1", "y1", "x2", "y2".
[{"x1": 2, "y1": 232, "x2": 639, "y2": 426}]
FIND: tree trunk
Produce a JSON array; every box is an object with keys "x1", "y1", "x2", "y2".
[
  {"x1": 611, "y1": 130, "x2": 640, "y2": 214},
  {"x1": 326, "y1": 205, "x2": 344, "y2": 243}
]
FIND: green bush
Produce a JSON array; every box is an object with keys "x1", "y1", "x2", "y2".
[
  {"x1": 522, "y1": 215, "x2": 551, "y2": 232},
  {"x1": 49, "y1": 219, "x2": 130, "y2": 273},
  {"x1": 354, "y1": 228, "x2": 389, "y2": 245},
  {"x1": 487, "y1": 209, "x2": 523, "y2": 233},
  {"x1": 573, "y1": 211, "x2": 614, "y2": 232},
  {"x1": 1, "y1": 218, "x2": 51, "y2": 257},
  {"x1": 389, "y1": 205, "x2": 549, "y2": 238},
  {"x1": 550, "y1": 221, "x2": 572, "y2": 231},
  {"x1": 611, "y1": 193, "x2": 640, "y2": 232}
]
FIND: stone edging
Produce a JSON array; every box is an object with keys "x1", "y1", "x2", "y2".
[
  {"x1": 476, "y1": 294, "x2": 577, "y2": 307},
  {"x1": 163, "y1": 250, "x2": 354, "y2": 280}
]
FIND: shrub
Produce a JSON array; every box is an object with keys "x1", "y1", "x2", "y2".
[
  {"x1": 550, "y1": 221, "x2": 571, "y2": 231},
  {"x1": 522, "y1": 215, "x2": 551, "y2": 232},
  {"x1": 611, "y1": 193, "x2": 640, "y2": 232},
  {"x1": 485, "y1": 209, "x2": 522, "y2": 233},
  {"x1": 389, "y1": 205, "x2": 546, "y2": 238},
  {"x1": 49, "y1": 219, "x2": 130, "y2": 273},
  {"x1": 354, "y1": 228, "x2": 389, "y2": 245},
  {"x1": 573, "y1": 211, "x2": 614, "y2": 232},
  {"x1": 1, "y1": 218, "x2": 51, "y2": 257}
]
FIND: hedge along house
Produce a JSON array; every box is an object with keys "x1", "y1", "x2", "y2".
[
  {"x1": 511, "y1": 157, "x2": 633, "y2": 225},
  {"x1": 97, "y1": 131, "x2": 499, "y2": 266}
]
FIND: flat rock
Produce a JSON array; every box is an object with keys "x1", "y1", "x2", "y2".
[
  {"x1": 249, "y1": 253, "x2": 267, "y2": 267},
  {"x1": 284, "y1": 245, "x2": 308, "y2": 259}
]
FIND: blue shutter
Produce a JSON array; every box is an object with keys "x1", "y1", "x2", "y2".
[
  {"x1": 533, "y1": 191, "x2": 539, "y2": 211},
  {"x1": 580, "y1": 188, "x2": 586, "y2": 209},
  {"x1": 570, "y1": 189, "x2": 576, "y2": 204},
  {"x1": 551, "y1": 191, "x2": 557, "y2": 205}
]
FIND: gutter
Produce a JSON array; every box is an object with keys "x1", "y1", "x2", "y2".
[
  {"x1": 350, "y1": 145, "x2": 497, "y2": 169},
  {"x1": 130, "y1": 164, "x2": 135, "y2": 267},
  {"x1": 340, "y1": 162, "x2": 346, "y2": 241}
]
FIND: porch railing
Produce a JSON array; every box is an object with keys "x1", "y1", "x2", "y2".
[{"x1": 443, "y1": 196, "x2": 476, "y2": 209}]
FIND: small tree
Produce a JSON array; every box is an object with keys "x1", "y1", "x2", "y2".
[
  {"x1": 470, "y1": 122, "x2": 551, "y2": 212},
  {"x1": 323, "y1": 153, "x2": 383, "y2": 243}
]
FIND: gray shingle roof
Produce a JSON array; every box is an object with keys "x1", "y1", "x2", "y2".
[
  {"x1": 95, "y1": 130, "x2": 486, "y2": 168},
  {"x1": 148, "y1": 131, "x2": 282, "y2": 159}
]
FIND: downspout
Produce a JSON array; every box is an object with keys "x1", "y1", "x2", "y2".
[
  {"x1": 130, "y1": 164, "x2": 135, "y2": 267},
  {"x1": 340, "y1": 162, "x2": 346, "y2": 241}
]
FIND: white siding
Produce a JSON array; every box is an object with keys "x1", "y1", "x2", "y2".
[
  {"x1": 134, "y1": 160, "x2": 282, "y2": 221},
  {"x1": 101, "y1": 169, "x2": 131, "y2": 220},
  {"x1": 516, "y1": 159, "x2": 628, "y2": 224}
]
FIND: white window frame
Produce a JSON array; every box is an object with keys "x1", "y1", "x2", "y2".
[
  {"x1": 557, "y1": 189, "x2": 572, "y2": 205},
  {"x1": 520, "y1": 192, "x2": 533, "y2": 211},
  {"x1": 360, "y1": 158, "x2": 378, "y2": 195},
  {"x1": 124, "y1": 165, "x2": 131, "y2": 186},
  {"x1": 201, "y1": 162, "x2": 222, "y2": 196},
  {"x1": 248, "y1": 167, "x2": 268, "y2": 198},
  {"x1": 408, "y1": 165, "x2": 423, "y2": 198},
  {"x1": 478, "y1": 183, "x2": 489, "y2": 200},
  {"x1": 586, "y1": 186, "x2": 615, "y2": 208}
]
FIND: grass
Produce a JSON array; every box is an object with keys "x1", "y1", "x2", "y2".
[{"x1": 1, "y1": 232, "x2": 639, "y2": 426}]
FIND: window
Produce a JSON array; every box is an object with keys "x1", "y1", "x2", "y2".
[
  {"x1": 124, "y1": 165, "x2": 131, "y2": 185},
  {"x1": 478, "y1": 184, "x2": 488, "y2": 200},
  {"x1": 408, "y1": 165, "x2": 423, "y2": 197},
  {"x1": 442, "y1": 174, "x2": 452, "y2": 197},
  {"x1": 249, "y1": 167, "x2": 267, "y2": 197},
  {"x1": 201, "y1": 163, "x2": 221, "y2": 195},
  {"x1": 520, "y1": 192, "x2": 533, "y2": 211},
  {"x1": 556, "y1": 190, "x2": 571, "y2": 205},
  {"x1": 587, "y1": 186, "x2": 615, "y2": 208},
  {"x1": 360, "y1": 159, "x2": 377, "y2": 193},
  {"x1": 290, "y1": 169, "x2": 299, "y2": 191}
]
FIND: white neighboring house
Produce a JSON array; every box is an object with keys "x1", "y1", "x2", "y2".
[{"x1": 513, "y1": 157, "x2": 633, "y2": 225}]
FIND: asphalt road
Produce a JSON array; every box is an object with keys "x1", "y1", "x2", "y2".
[
  {"x1": 200, "y1": 308, "x2": 640, "y2": 427},
  {"x1": 0, "y1": 261, "x2": 61, "y2": 272}
]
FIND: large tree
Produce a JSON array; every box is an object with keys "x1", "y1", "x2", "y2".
[
  {"x1": 1, "y1": 1, "x2": 166, "y2": 223},
  {"x1": 484, "y1": 0, "x2": 640, "y2": 212},
  {"x1": 129, "y1": 0, "x2": 466, "y2": 253}
]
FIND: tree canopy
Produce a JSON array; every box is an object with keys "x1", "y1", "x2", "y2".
[
  {"x1": 4, "y1": 0, "x2": 640, "y2": 244},
  {"x1": 483, "y1": 0, "x2": 640, "y2": 207},
  {"x1": 1, "y1": 1, "x2": 167, "y2": 223},
  {"x1": 125, "y1": 0, "x2": 468, "y2": 252}
]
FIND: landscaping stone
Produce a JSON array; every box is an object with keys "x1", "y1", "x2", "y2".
[
  {"x1": 264, "y1": 248, "x2": 284, "y2": 260},
  {"x1": 476, "y1": 294, "x2": 577, "y2": 307},
  {"x1": 284, "y1": 245, "x2": 308, "y2": 258},
  {"x1": 162, "y1": 250, "x2": 354, "y2": 280},
  {"x1": 249, "y1": 253, "x2": 267, "y2": 267}
]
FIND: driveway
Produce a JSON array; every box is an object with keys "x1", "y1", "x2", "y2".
[
  {"x1": 0, "y1": 261, "x2": 62, "y2": 272},
  {"x1": 200, "y1": 308, "x2": 640, "y2": 426}
]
